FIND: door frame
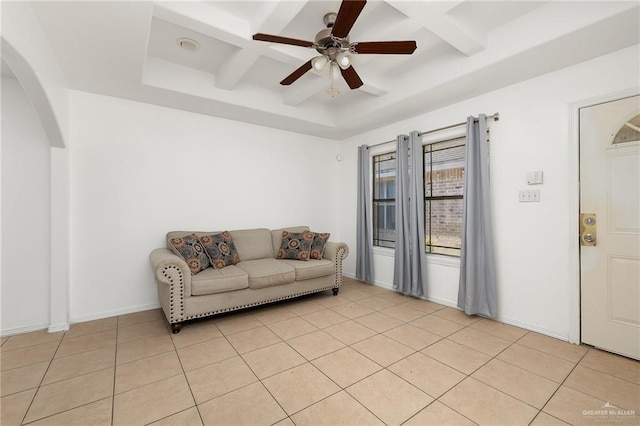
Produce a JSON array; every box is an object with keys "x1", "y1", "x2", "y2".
[{"x1": 568, "y1": 86, "x2": 640, "y2": 344}]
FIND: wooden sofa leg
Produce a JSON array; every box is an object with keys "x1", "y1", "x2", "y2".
[
  {"x1": 332, "y1": 288, "x2": 339, "y2": 296},
  {"x1": 171, "y1": 323, "x2": 183, "y2": 334}
]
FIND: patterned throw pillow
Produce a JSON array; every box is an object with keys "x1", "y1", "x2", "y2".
[
  {"x1": 168, "y1": 234, "x2": 211, "y2": 275},
  {"x1": 198, "y1": 231, "x2": 240, "y2": 269},
  {"x1": 276, "y1": 230, "x2": 314, "y2": 261},
  {"x1": 309, "y1": 232, "x2": 330, "y2": 260}
]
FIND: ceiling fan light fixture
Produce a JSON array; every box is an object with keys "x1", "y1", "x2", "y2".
[
  {"x1": 311, "y1": 55, "x2": 328, "y2": 71},
  {"x1": 336, "y1": 51, "x2": 351, "y2": 69},
  {"x1": 330, "y1": 62, "x2": 341, "y2": 81},
  {"x1": 324, "y1": 63, "x2": 342, "y2": 97}
]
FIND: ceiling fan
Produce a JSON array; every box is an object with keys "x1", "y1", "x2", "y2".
[{"x1": 252, "y1": 0, "x2": 417, "y2": 90}]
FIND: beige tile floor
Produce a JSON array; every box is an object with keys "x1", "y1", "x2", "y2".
[{"x1": 2, "y1": 278, "x2": 639, "y2": 425}]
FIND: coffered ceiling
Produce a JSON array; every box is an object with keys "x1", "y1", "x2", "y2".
[{"x1": 28, "y1": 1, "x2": 640, "y2": 139}]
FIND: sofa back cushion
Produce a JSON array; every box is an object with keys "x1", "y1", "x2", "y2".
[
  {"x1": 271, "y1": 226, "x2": 309, "y2": 255},
  {"x1": 168, "y1": 228, "x2": 292, "y2": 262},
  {"x1": 229, "y1": 228, "x2": 274, "y2": 261}
]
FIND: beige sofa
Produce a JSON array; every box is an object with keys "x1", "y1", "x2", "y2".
[{"x1": 149, "y1": 226, "x2": 349, "y2": 333}]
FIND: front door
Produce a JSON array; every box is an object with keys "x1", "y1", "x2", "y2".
[{"x1": 580, "y1": 94, "x2": 640, "y2": 360}]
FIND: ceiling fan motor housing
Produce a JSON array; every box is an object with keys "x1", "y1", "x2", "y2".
[{"x1": 315, "y1": 12, "x2": 349, "y2": 56}]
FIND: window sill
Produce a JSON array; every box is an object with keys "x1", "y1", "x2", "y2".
[
  {"x1": 426, "y1": 254, "x2": 461, "y2": 268},
  {"x1": 372, "y1": 246, "x2": 395, "y2": 257},
  {"x1": 372, "y1": 247, "x2": 461, "y2": 267}
]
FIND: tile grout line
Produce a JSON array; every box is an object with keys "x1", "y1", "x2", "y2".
[
  {"x1": 347, "y1": 289, "x2": 491, "y2": 425},
  {"x1": 111, "y1": 315, "x2": 120, "y2": 426},
  {"x1": 256, "y1": 292, "x2": 387, "y2": 423},
  {"x1": 529, "y1": 345, "x2": 593, "y2": 425},
  {"x1": 411, "y1": 316, "x2": 532, "y2": 424},
  {"x1": 404, "y1": 317, "x2": 494, "y2": 424},
  {"x1": 18, "y1": 331, "x2": 66, "y2": 426},
  {"x1": 278, "y1": 295, "x2": 439, "y2": 424},
  {"x1": 172, "y1": 320, "x2": 221, "y2": 425},
  {"x1": 438, "y1": 329, "x2": 546, "y2": 424},
  {"x1": 6, "y1": 282, "x2": 637, "y2": 426}
]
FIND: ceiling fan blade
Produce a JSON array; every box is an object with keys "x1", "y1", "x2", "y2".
[
  {"x1": 340, "y1": 65, "x2": 364, "y2": 89},
  {"x1": 253, "y1": 33, "x2": 314, "y2": 48},
  {"x1": 352, "y1": 41, "x2": 417, "y2": 54},
  {"x1": 280, "y1": 60, "x2": 313, "y2": 86},
  {"x1": 332, "y1": 0, "x2": 367, "y2": 39}
]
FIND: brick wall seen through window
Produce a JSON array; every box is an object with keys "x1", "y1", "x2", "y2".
[{"x1": 372, "y1": 136, "x2": 465, "y2": 256}]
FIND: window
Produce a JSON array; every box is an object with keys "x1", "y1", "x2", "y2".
[
  {"x1": 372, "y1": 152, "x2": 396, "y2": 248},
  {"x1": 424, "y1": 137, "x2": 465, "y2": 256},
  {"x1": 612, "y1": 114, "x2": 640, "y2": 145},
  {"x1": 372, "y1": 136, "x2": 466, "y2": 257}
]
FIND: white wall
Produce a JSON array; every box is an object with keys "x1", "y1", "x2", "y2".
[
  {"x1": 338, "y1": 45, "x2": 640, "y2": 340},
  {"x1": 69, "y1": 91, "x2": 342, "y2": 321},
  {"x1": 1, "y1": 76, "x2": 52, "y2": 334}
]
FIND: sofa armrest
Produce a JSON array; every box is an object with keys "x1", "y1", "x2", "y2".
[
  {"x1": 323, "y1": 242, "x2": 349, "y2": 288},
  {"x1": 149, "y1": 248, "x2": 191, "y2": 324}
]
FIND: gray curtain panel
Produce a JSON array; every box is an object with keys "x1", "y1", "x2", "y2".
[
  {"x1": 457, "y1": 115, "x2": 498, "y2": 318},
  {"x1": 356, "y1": 145, "x2": 374, "y2": 283},
  {"x1": 393, "y1": 132, "x2": 426, "y2": 297}
]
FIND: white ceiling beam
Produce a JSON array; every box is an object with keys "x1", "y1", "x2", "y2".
[
  {"x1": 360, "y1": 80, "x2": 389, "y2": 97},
  {"x1": 381, "y1": 42, "x2": 456, "y2": 77},
  {"x1": 215, "y1": 49, "x2": 261, "y2": 90},
  {"x1": 153, "y1": 3, "x2": 250, "y2": 47},
  {"x1": 214, "y1": 1, "x2": 310, "y2": 90},
  {"x1": 254, "y1": 0, "x2": 310, "y2": 35},
  {"x1": 386, "y1": 0, "x2": 486, "y2": 56},
  {"x1": 422, "y1": 1, "x2": 465, "y2": 15}
]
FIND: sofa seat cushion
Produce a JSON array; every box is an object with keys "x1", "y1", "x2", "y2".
[
  {"x1": 235, "y1": 259, "x2": 295, "y2": 289},
  {"x1": 279, "y1": 259, "x2": 334, "y2": 281},
  {"x1": 191, "y1": 265, "x2": 249, "y2": 296}
]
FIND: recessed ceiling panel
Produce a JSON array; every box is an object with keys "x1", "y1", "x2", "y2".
[
  {"x1": 448, "y1": 1, "x2": 550, "y2": 33},
  {"x1": 349, "y1": 1, "x2": 418, "y2": 41},
  {"x1": 147, "y1": 17, "x2": 240, "y2": 75},
  {"x1": 205, "y1": 1, "x2": 275, "y2": 27},
  {"x1": 278, "y1": 1, "x2": 341, "y2": 41},
  {"x1": 241, "y1": 55, "x2": 310, "y2": 92}
]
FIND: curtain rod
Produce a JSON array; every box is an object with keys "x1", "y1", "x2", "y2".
[{"x1": 366, "y1": 113, "x2": 499, "y2": 149}]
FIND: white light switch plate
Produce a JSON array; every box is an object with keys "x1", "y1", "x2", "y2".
[{"x1": 527, "y1": 170, "x2": 543, "y2": 185}]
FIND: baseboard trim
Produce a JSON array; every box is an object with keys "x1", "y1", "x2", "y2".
[
  {"x1": 343, "y1": 273, "x2": 570, "y2": 342},
  {"x1": 69, "y1": 302, "x2": 161, "y2": 324},
  {"x1": 48, "y1": 322, "x2": 70, "y2": 333},
  {"x1": 498, "y1": 315, "x2": 569, "y2": 342},
  {"x1": 343, "y1": 272, "x2": 394, "y2": 290},
  {"x1": 423, "y1": 295, "x2": 458, "y2": 308},
  {"x1": 1, "y1": 321, "x2": 50, "y2": 337}
]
